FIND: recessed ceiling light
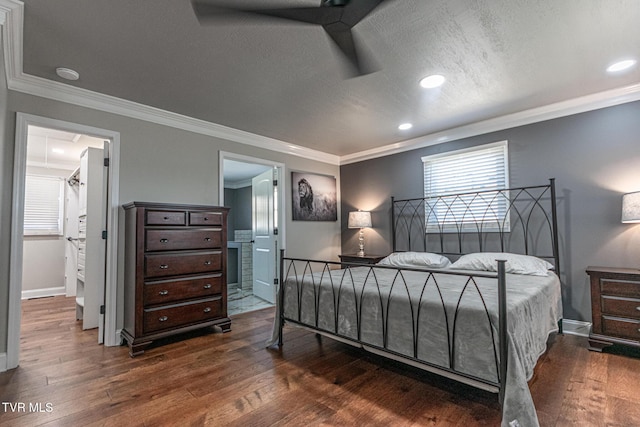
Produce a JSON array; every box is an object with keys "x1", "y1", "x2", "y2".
[
  {"x1": 606, "y1": 59, "x2": 636, "y2": 73},
  {"x1": 52, "y1": 148, "x2": 65, "y2": 154},
  {"x1": 398, "y1": 123, "x2": 413, "y2": 130},
  {"x1": 420, "y1": 74, "x2": 445, "y2": 88},
  {"x1": 56, "y1": 67, "x2": 80, "y2": 81}
]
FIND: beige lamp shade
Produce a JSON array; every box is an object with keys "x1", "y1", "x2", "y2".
[
  {"x1": 622, "y1": 191, "x2": 640, "y2": 223},
  {"x1": 348, "y1": 211, "x2": 372, "y2": 228}
]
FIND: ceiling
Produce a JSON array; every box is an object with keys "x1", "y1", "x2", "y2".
[
  {"x1": 26, "y1": 126, "x2": 105, "y2": 171},
  {"x1": 16, "y1": 0, "x2": 640, "y2": 159}
]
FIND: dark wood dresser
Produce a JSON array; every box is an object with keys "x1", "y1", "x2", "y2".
[
  {"x1": 122, "y1": 202, "x2": 231, "y2": 356},
  {"x1": 587, "y1": 266, "x2": 640, "y2": 351}
]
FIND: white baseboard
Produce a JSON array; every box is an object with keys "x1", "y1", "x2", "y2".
[
  {"x1": 561, "y1": 319, "x2": 591, "y2": 337},
  {"x1": 0, "y1": 352, "x2": 7, "y2": 372},
  {"x1": 21, "y1": 286, "x2": 66, "y2": 300}
]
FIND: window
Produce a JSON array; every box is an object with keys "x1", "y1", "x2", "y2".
[
  {"x1": 422, "y1": 140, "x2": 509, "y2": 232},
  {"x1": 24, "y1": 174, "x2": 65, "y2": 236}
]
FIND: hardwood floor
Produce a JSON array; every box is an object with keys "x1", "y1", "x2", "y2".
[{"x1": 2, "y1": 296, "x2": 640, "y2": 426}]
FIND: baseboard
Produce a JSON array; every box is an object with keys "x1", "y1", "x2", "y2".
[
  {"x1": 0, "y1": 352, "x2": 7, "y2": 373},
  {"x1": 21, "y1": 286, "x2": 66, "y2": 300},
  {"x1": 561, "y1": 319, "x2": 591, "y2": 337}
]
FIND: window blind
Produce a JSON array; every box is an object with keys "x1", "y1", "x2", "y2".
[
  {"x1": 24, "y1": 175, "x2": 64, "y2": 236},
  {"x1": 422, "y1": 141, "x2": 509, "y2": 232}
]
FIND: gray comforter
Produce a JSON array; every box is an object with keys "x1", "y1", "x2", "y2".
[{"x1": 270, "y1": 265, "x2": 562, "y2": 427}]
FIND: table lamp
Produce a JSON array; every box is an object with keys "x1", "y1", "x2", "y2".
[{"x1": 348, "y1": 211, "x2": 372, "y2": 256}]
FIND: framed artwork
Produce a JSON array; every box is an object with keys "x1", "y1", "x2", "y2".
[{"x1": 292, "y1": 172, "x2": 337, "y2": 221}]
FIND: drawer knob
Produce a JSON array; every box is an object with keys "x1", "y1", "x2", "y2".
[
  {"x1": 163, "y1": 216, "x2": 169, "y2": 220},
  {"x1": 636, "y1": 306, "x2": 640, "y2": 311},
  {"x1": 203, "y1": 217, "x2": 209, "y2": 221},
  {"x1": 204, "y1": 260, "x2": 212, "y2": 265},
  {"x1": 204, "y1": 237, "x2": 211, "y2": 242},
  {"x1": 160, "y1": 264, "x2": 169, "y2": 269},
  {"x1": 159, "y1": 316, "x2": 168, "y2": 322},
  {"x1": 160, "y1": 238, "x2": 169, "y2": 243},
  {"x1": 159, "y1": 290, "x2": 169, "y2": 296},
  {"x1": 203, "y1": 307, "x2": 211, "y2": 313},
  {"x1": 203, "y1": 284, "x2": 212, "y2": 289}
]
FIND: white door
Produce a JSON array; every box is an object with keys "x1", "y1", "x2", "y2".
[
  {"x1": 97, "y1": 140, "x2": 109, "y2": 343},
  {"x1": 252, "y1": 168, "x2": 277, "y2": 303},
  {"x1": 64, "y1": 174, "x2": 80, "y2": 297}
]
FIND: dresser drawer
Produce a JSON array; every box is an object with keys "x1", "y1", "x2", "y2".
[
  {"x1": 143, "y1": 297, "x2": 223, "y2": 333},
  {"x1": 189, "y1": 211, "x2": 223, "y2": 226},
  {"x1": 146, "y1": 210, "x2": 186, "y2": 226},
  {"x1": 601, "y1": 296, "x2": 640, "y2": 319},
  {"x1": 145, "y1": 251, "x2": 222, "y2": 278},
  {"x1": 145, "y1": 229, "x2": 222, "y2": 252},
  {"x1": 602, "y1": 316, "x2": 640, "y2": 341},
  {"x1": 601, "y1": 279, "x2": 640, "y2": 298},
  {"x1": 144, "y1": 274, "x2": 222, "y2": 306}
]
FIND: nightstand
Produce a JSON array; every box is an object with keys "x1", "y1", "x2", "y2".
[
  {"x1": 339, "y1": 254, "x2": 386, "y2": 265},
  {"x1": 586, "y1": 266, "x2": 640, "y2": 352}
]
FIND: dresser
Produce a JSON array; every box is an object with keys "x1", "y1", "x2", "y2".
[
  {"x1": 122, "y1": 202, "x2": 231, "y2": 356},
  {"x1": 587, "y1": 266, "x2": 640, "y2": 351}
]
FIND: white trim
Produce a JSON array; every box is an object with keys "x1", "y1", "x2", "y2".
[
  {"x1": 0, "y1": 352, "x2": 6, "y2": 373},
  {"x1": 3, "y1": 0, "x2": 640, "y2": 168},
  {"x1": 7, "y1": 113, "x2": 121, "y2": 370},
  {"x1": 21, "y1": 286, "x2": 66, "y2": 300},
  {"x1": 340, "y1": 82, "x2": 640, "y2": 164},
  {"x1": 561, "y1": 319, "x2": 591, "y2": 337}
]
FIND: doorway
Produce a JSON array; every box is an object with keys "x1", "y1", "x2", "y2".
[
  {"x1": 219, "y1": 152, "x2": 285, "y2": 315},
  {"x1": 7, "y1": 114, "x2": 121, "y2": 370}
]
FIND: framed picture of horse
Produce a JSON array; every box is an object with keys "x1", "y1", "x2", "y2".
[{"x1": 291, "y1": 171, "x2": 337, "y2": 221}]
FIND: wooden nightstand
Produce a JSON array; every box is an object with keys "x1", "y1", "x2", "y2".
[
  {"x1": 586, "y1": 266, "x2": 640, "y2": 352},
  {"x1": 339, "y1": 254, "x2": 387, "y2": 265}
]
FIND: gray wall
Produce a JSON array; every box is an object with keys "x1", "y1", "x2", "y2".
[
  {"x1": 340, "y1": 101, "x2": 640, "y2": 322},
  {"x1": 1, "y1": 89, "x2": 341, "y2": 358},
  {"x1": 225, "y1": 186, "x2": 252, "y2": 236}
]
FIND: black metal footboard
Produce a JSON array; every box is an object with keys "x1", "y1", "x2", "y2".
[{"x1": 277, "y1": 252, "x2": 509, "y2": 404}]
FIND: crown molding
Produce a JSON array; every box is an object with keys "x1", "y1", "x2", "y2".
[
  {"x1": 3, "y1": 0, "x2": 640, "y2": 168},
  {"x1": 0, "y1": 0, "x2": 340, "y2": 166},
  {"x1": 340, "y1": 82, "x2": 640, "y2": 164}
]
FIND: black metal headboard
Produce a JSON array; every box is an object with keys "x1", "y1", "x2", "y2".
[{"x1": 391, "y1": 178, "x2": 560, "y2": 269}]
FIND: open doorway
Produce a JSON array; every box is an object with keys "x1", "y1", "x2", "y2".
[
  {"x1": 7, "y1": 114, "x2": 121, "y2": 371},
  {"x1": 220, "y1": 153, "x2": 285, "y2": 315}
]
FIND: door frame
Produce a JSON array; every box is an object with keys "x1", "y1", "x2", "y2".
[
  {"x1": 218, "y1": 151, "x2": 286, "y2": 271},
  {"x1": 7, "y1": 113, "x2": 121, "y2": 369}
]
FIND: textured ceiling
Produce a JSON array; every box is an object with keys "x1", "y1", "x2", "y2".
[{"x1": 20, "y1": 0, "x2": 640, "y2": 157}]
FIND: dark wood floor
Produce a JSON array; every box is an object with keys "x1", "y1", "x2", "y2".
[{"x1": 1, "y1": 296, "x2": 640, "y2": 426}]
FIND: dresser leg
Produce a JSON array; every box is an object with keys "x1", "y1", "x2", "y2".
[
  {"x1": 588, "y1": 337, "x2": 613, "y2": 352},
  {"x1": 217, "y1": 321, "x2": 232, "y2": 333},
  {"x1": 128, "y1": 340, "x2": 152, "y2": 357}
]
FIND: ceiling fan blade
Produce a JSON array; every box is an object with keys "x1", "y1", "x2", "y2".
[
  {"x1": 324, "y1": 27, "x2": 378, "y2": 77},
  {"x1": 341, "y1": 0, "x2": 387, "y2": 27},
  {"x1": 191, "y1": 1, "x2": 341, "y2": 26}
]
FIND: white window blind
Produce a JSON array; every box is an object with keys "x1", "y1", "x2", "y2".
[
  {"x1": 422, "y1": 141, "x2": 509, "y2": 232},
  {"x1": 24, "y1": 175, "x2": 64, "y2": 236}
]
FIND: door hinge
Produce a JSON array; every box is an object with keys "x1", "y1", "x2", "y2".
[
  {"x1": 102, "y1": 230, "x2": 108, "y2": 239},
  {"x1": 104, "y1": 157, "x2": 110, "y2": 167},
  {"x1": 273, "y1": 179, "x2": 278, "y2": 186},
  {"x1": 273, "y1": 278, "x2": 279, "y2": 285},
  {"x1": 273, "y1": 227, "x2": 278, "y2": 235},
  {"x1": 100, "y1": 305, "x2": 105, "y2": 315}
]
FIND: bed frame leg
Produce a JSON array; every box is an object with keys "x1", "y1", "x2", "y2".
[
  {"x1": 497, "y1": 260, "x2": 508, "y2": 407},
  {"x1": 278, "y1": 249, "x2": 285, "y2": 347}
]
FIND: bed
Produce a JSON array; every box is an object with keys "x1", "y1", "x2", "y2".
[{"x1": 270, "y1": 179, "x2": 563, "y2": 427}]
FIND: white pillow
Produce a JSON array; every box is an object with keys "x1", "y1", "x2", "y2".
[
  {"x1": 377, "y1": 252, "x2": 451, "y2": 269},
  {"x1": 449, "y1": 252, "x2": 553, "y2": 276}
]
